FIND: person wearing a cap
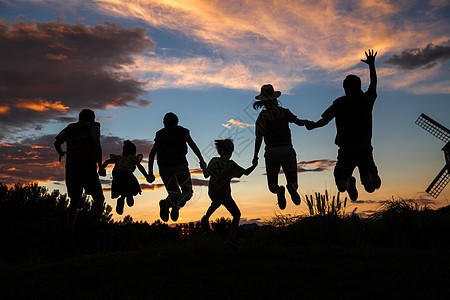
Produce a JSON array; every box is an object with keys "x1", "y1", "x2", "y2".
[{"x1": 252, "y1": 84, "x2": 313, "y2": 209}]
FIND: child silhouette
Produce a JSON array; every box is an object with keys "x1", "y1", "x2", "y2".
[
  {"x1": 201, "y1": 139, "x2": 256, "y2": 248},
  {"x1": 307, "y1": 49, "x2": 381, "y2": 201},
  {"x1": 101, "y1": 140, "x2": 151, "y2": 215}
]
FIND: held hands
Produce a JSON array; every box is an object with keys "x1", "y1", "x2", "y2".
[
  {"x1": 200, "y1": 160, "x2": 207, "y2": 171},
  {"x1": 305, "y1": 121, "x2": 316, "y2": 131},
  {"x1": 252, "y1": 156, "x2": 258, "y2": 167},
  {"x1": 98, "y1": 167, "x2": 106, "y2": 177},
  {"x1": 361, "y1": 49, "x2": 377, "y2": 66},
  {"x1": 146, "y1": 174, "x2": 155, "y2": 183}
]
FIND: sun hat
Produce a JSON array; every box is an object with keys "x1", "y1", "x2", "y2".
[{"x1": 255, "y1": 84, "x2": 281, "y2": 100}]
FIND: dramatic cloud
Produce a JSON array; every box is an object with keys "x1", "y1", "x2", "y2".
[
  {"x1": 222, "y1": 119, "x2": 254, "y2": 129},
  {"x1": 0, "y1": 18, "x2": 155, "y2": 136},
  {"x1": 278, "y1": 159, "x2": 337, "y2": 174},
  {"x1": 383, "y1": 41, "x2": 450, "y2": 69},
  {"x1": 126, "y1": 56, "x2": 305, "y2": 92},
  {"x1": 0, "y1": 134, "x2": 153, "y2": 185},
  {"x1": 91, "y1": 0, "x2": 450, "y2": 92}
]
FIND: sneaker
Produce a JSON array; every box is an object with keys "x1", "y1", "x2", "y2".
[
  {"x1": 365, "y1": 173, "x2": 381, "y2": 193},
  {"x1": 277, "y1": 186, "x2": 286, "y2": 210},
  {"x1": 116, "y1": 197, "x2": 125, "y2": 215},
  {"x1": 126, "y1": 195, "x2": 134, "y2": 207},
  {"x1": 226, "y1": 239, "x2": 241, "y2": 249},
  {"x1": 346, "y1": 176, "x2": 358, "y2": 201},
  {"x1": 178, "y1": 192, "x2": 193, "y2": 208},
  {"x1": 159, "y1": 199, "x2": 170, "y2": 222},
  {"x1": 170, "y1": 206, "x2": 179, "y2": 222},
  {"x1": 286, "y1": 184, "x2": 301, "y2": 205},
  {"x1": 201, "y1": 216, "x2": 210, "y2": 233}
]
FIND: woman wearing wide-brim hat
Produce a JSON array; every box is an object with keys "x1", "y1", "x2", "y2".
[{"x1": 252, "y1": 84, "x2": 313, "y2": 209}]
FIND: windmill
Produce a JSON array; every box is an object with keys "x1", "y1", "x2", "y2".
[{"x1": 415, "y1": 113, "x2": 450, "y2": 198}]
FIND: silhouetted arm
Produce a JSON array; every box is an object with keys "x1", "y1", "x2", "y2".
[
  {"x1": 243, "y1": 164, "x2": 257, "y2": 176},
  {"x1": 94, "y1": 138, "x2": 106, "y2": 176},
  {"x1": 203, "y1": 167, "x2": 210, "y2": 178},
  {"x1": 137, "y1": 163, "x2": 149, "y2": 178},
  {"x1": 292, "y1": 118, "x2": 314, "y2": 127},
  {"x1": 253, "y1": 136, "x2": 263, "y2": 165},
  {"x1": 101, "y1": 158, "x2": 113, "y2": 170},
  {"x1": 186, "y1": 132, "x2": 206, "y2": 169},
  {"x1": 315, "y1": 117, "x2": 333, "y2": 128},
  {"x1": 54, "y1": 140, "x2": 66, "y2": 162},
  {"x1": 361, "y1": 49, "x2": 377, "y2": 92},
  {"x1": 147, "y1": 143, "x2": 157, "y2": 183}
]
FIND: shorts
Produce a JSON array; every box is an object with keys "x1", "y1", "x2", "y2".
[
  {"x1": 334, "y1": 146, "x2": 377, "y2": 185},
  {"x1": 209, "y1": 193, "x2": 241, "y2": 217},
  {"x1": 159, "y1": 163, "x2": 193, "y2": 203},
  {"x1": 264, "y1": 145, "x2": 297, "y2": 174},
  {"x1": 66, "y1": 160, "x2": 103, "y2": 199}
]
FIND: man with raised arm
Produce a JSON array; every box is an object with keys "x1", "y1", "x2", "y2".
[{"x1": 307, "y1": 49, "x2": 381, "y2": 201}]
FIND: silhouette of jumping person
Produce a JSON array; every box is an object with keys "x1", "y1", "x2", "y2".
[
  {"x1": 201, "y1": 139, "x2": 256, "y2": 248},
  {"x1": 306, "y1": 49, "x2": 381, "y2": 201},
  {"x1": 148, "y1": 112, "x2": 206, "y2": 222},
  {"x1": 252, "y1": 84, "x2": 313, "y2": 209},
  {"x1": 54, "y1": 109, "x2": 106, "y2": 237},
  {"x1": 101, "y1": 140, "x2": 151, "y2": 215}
]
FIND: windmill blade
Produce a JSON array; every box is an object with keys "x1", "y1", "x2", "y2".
[
  {"x1": 426, "y1": 165, "x2": 450, "y2": 198},
  {"x1": 444, "y1": 143, "x2": 450, "y2": 165},
  {"x1": 416, "y1": 113, "x2": 450, "y2": 143}
]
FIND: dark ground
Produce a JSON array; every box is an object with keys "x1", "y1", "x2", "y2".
[{"x1": 1, "y1": 235, "x2": 450, "y2": 299}]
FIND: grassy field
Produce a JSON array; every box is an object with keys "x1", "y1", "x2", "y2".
[
  {"x1": 1, "y1": 184, "x2": 450, "y2": 299},
  {"x1": 1, "y1": 228, "x2": 450, "y2": 299}
]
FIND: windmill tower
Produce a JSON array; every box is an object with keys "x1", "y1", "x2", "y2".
[{"x1": 415, "y1": 113, "x2": 450, "y2": 198}]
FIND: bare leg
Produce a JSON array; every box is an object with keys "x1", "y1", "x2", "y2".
[
  {"x1": 90, "y1": 193, "x2": 105, "y2": 228},
  {"x1": 285, "y1": 171, "x2": 298, "y2": 189},
  {"x1": 285, "y1": 171, "x2": 300, "y2": 205},
  {"x1": 204, "y1": 201, "x2": 221, "y2": 220},
  {"x1": 229, "y1": 212, "x2": 241, "y2": 241},
  {"x1": 66, "y1": 197, "x2": 81, "y2": 230},
  {"x1": 201, "y1": 201, "x2": 220, "y2": 232},
  {"x1": 267, "y1": 172, "x2": 279, "y2": 194},
  {"x1": 223, "y1": 198, "x2": 241, "y2": 241}
]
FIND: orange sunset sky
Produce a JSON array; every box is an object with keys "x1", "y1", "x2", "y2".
[{"x1": 1, "y1": 0, "x2": 449, "y2": 224}]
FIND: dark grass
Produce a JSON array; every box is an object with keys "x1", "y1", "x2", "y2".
[
  {"x1": 1, "y1": 236, "x2": 450, "y2": 299},
  {"x1": 2, "y1": 184, "x2": 450, "y2": 299}
]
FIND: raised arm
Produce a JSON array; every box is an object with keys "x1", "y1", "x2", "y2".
[
  {"x1": 186, "y1": 132, "x2": 206, "y2": 169},
  {"x1": 361, "y1": 49, "x2": 377, "y2": 92}
]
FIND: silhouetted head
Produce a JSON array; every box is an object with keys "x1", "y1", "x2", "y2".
[
  {"x1": 253, "y1": 84, "x2": 281, "y2": 110},
  {"x1": 79, "y1": 109, "x2": 95, "y2": 122},
  {"x1": 122, "y1": 140, "x2": 136, "y2": 156},
  {"x1": 215, "y1": 138, "x2": 234, "y2": 158},
  {"x1": 343, "y1": 75, "x2": 362, "y2": 95},
  {"x1": 163, "y1": 112, "x2": 179, "y2": 127}
]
